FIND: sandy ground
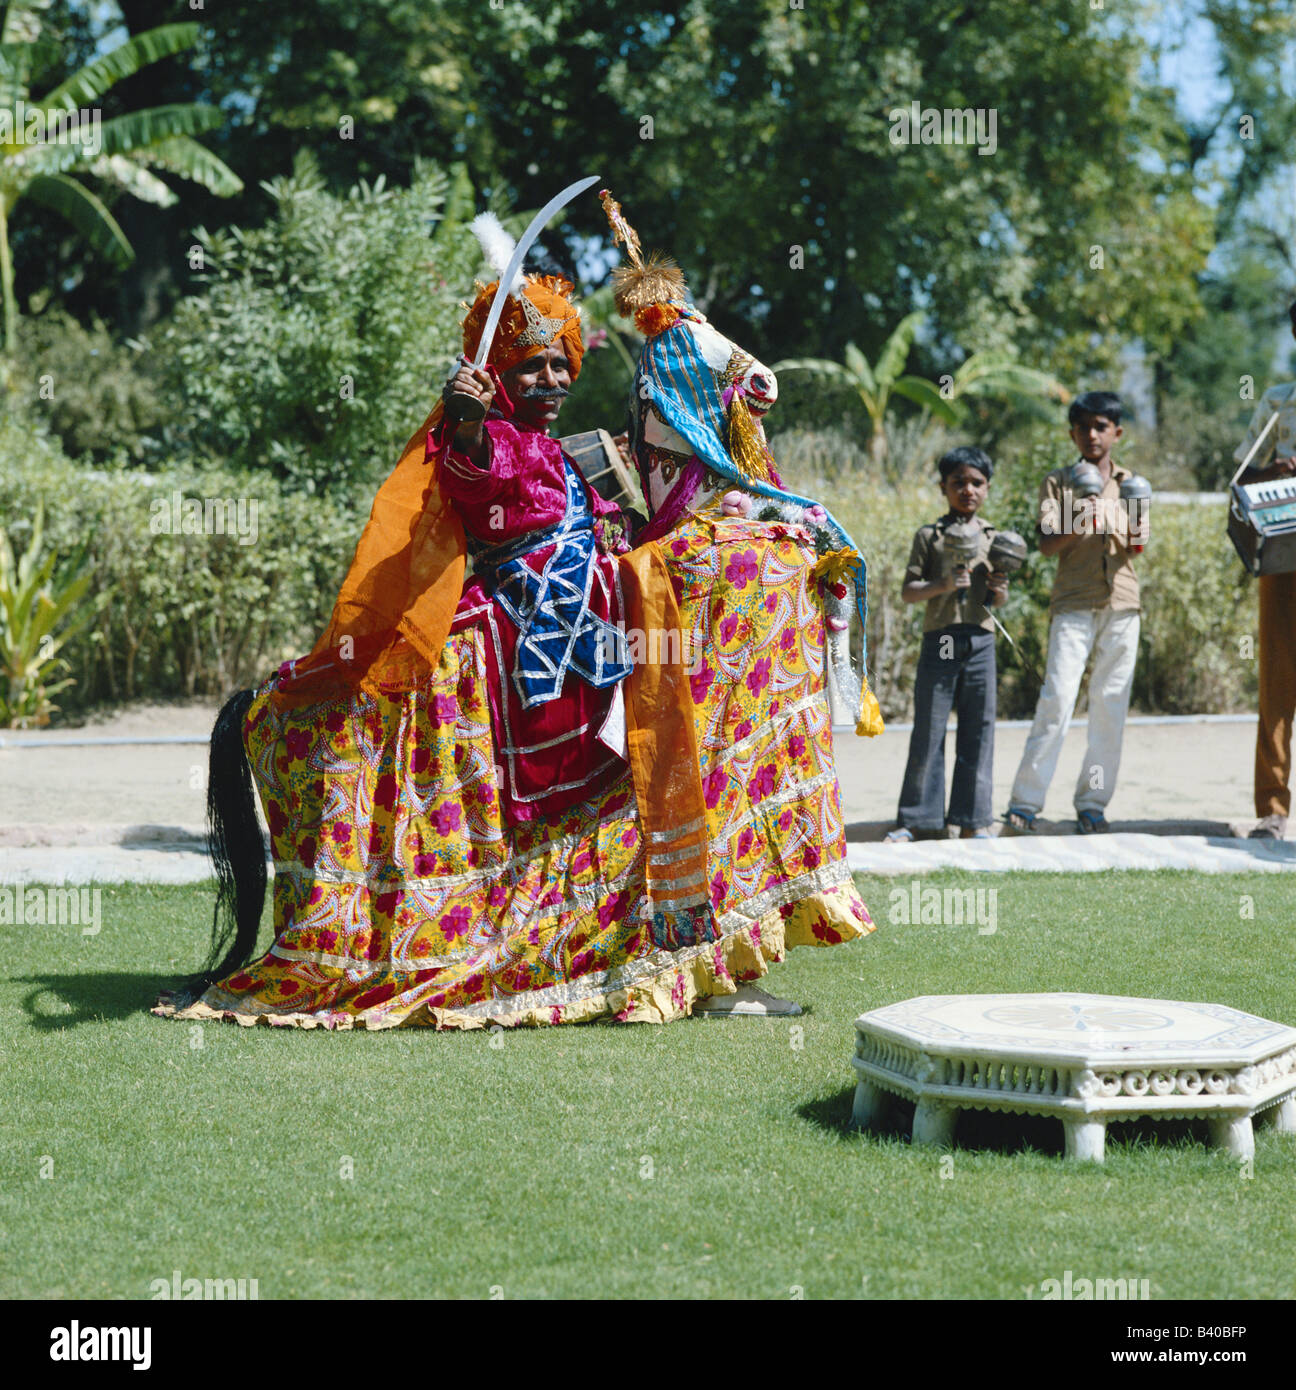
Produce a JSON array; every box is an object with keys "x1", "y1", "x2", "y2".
[
  {"x1": 0, "y1": 700, "x2": 220, "y2": 842},
  {"x1": 1, "y1": 701, "x2": 1292, "y2": 881},
  {"x1": 833, "y1": 715, "x2": 1278, "y2": 839}
]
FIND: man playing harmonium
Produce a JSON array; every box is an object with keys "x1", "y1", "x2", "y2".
[{"x1": 1233, "y1": 304, "x2": 1296, "y2": 840}]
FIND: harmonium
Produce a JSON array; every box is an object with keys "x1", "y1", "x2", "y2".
[
  {"x1": 1228, "y1": 476, "x2": 1296, "y2": 576},
  {"x1": 558, "y1": 429, "x2": 644, "y2": 516}
]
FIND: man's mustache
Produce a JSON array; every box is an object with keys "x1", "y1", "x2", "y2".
[{"x1": 520, "y1": 385, "x2": 569, "y2": 401}]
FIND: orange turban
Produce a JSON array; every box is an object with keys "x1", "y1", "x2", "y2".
[{"x1": 460, "y1": 273, "x2": 585, "y2": 379}]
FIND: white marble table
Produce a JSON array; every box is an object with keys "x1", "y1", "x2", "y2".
[{"x1": 851, "y1": 993, "x2": 1296, "y2": 1162}]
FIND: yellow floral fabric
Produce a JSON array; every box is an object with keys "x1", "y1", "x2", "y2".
[{"x1": 170, "y1": 512, "x2": 874, "y2": 1029}]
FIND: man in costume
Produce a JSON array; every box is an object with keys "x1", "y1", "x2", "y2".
[
  {"x1": 434, "y1": 255, "x2": 635, "y2": 826},
  {"x1": 155, "y1": 196, "x2": 875, "y2": 1031}
]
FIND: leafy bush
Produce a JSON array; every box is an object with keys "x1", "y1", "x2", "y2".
[
  {"x1": 775, "y1": 428, "x2": 1259, "y2": 719},
  {"x1": 1135, "y1": 502, "x2": 1258, "y2": 714},
  {"x1": 0, "y1": 409, "x2": 1262, "y2": 721},
  {"x1": 154, "y1": 152, "x2": 479, "y2": 494},
  {"x1": 0, "y1": 502, "x2": 93, "y2": 727},
  {"x1": 14, "y1": 311, "x2": 169, "y2": 465},
  {"x1": 0, "y1": 416, "x2": 367, "y2": 710}
]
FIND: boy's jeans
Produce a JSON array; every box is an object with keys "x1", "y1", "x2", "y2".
[
  {"x1": 1009, "y1": 607, "x2": 1140, "y2": 818},
  {"x1": 897, "y1": 627, "x2": 996, "y2": 831}
]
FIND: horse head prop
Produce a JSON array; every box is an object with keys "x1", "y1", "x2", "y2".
[
  {"x1": 633, "y1": 308, "x2": 779, "y2": 515},
  {"x1": 600, "y1": 190, "x2": 883, "y2": 737}
]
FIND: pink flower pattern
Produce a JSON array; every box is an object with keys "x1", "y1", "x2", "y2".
[
  {"x1": 747, "y1": 763, "x2": 776, "y2": 801},
  {"x1": 439, "y1": 905, "x2": 472, "y2": 941},
  {"x1": 746, "y1": 656, "x2": 772, "y2": 697},
  {"x1": 724, "y1": 548, "x2": 758, "y2": 588},
  {"x1": 217, "y1": 521, "x2": 873, "y2": 1028}
]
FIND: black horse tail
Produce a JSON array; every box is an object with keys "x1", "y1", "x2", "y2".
[{"x1": 201, "y1": 687, "x2": 266, "y2": 986}]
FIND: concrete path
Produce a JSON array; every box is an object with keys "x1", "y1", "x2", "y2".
[
  {"x1": 0, "y1": 703, "x2": 1290, "y2": 882},
  {"x1": 846, "y1": 833, "x2": 1296, "y2": 876}
]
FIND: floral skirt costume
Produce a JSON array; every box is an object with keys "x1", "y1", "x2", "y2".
[
  {"x1": 164, "y1": 494, "x2": 872, "y2": 1030},
  {"x1": 157, "y1": 251, "x2": 874, "y2": 1031}
]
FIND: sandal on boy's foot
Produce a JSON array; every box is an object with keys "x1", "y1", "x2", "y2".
[
  {"x1": 1076, "y1": 809, "x2": 1110, "y2": 834},
  {"x1": 1002, "y1": 808, "x2": 1038, "y2": 834},
  {"x1": 883, "y1": 826, "x2": 915, "y2": 843},
  {"x1": 1248, "y1": 814, "x2": 1288, "y2": 840},
  {"x1": 693, "y1": 985, "x2": 803, "y2": 1017},
  {"x1": 960, "y1": 825, "x2": 994, "y2": 839}
]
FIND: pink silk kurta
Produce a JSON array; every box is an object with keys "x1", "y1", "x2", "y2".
[{"x1": 430, "y1": 415, "x2": 629, "y2": 826}]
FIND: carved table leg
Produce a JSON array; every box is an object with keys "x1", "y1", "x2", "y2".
[
  {"x1": 1209, "y1": 1114, "x2": 1255, "y2": 1159},
  {"x1": 1268, "y1": 1093, "x2": 1296, "y2": 1134},
  {"x1": 912, "y1": 1099, "x2": 958, "y2": 1147},
  {"x1": 1063, "y1": 1118, "x2": 1106, "y2": 1162},
  {"x1": 851, "y1": 1081, "x2": 887, "y2": 1130}
]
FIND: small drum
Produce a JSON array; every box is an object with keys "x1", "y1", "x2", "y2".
[
  {"x1": 943, "y1": 520, "x2": 983, "y2": 572},
  {"x1": 558, "y1": 429, "x2": 644, "y2": 515},
  {"x1": 1067, "y1": 461, "x2": 1104, "y2": 498}
]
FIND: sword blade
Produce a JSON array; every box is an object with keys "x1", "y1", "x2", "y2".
[{"x1": 469, "y1": 174, "x2": 600, "y2": 369}]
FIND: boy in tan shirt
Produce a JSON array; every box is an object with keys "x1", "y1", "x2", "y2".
[{"x1": 1005, "y1": 391, "x2": 1146, "y2": 833}]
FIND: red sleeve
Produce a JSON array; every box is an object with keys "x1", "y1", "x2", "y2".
[
  {"x1": 436, "y1": 431, "x2": 501, "y2": 503},
  {"x1": 428, "y1": 418, "x2": 535, "y2": 503}
]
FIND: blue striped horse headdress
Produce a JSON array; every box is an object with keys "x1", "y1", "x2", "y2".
[{"x1": 600, "y1": 190, "x2": 884, "y2": 736}]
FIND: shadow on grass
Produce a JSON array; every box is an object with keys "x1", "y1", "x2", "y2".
[
  {"x1": 798, "y1": 1085, "x2": 1228, "y2": 1158},
  {"x1": 15, "y1": 971, "x2": 178, "y2": 1031}
]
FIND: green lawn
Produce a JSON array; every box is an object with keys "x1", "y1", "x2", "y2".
[{"x1": 5, "y1": 871, "x2": 1295, "y2": 1300}]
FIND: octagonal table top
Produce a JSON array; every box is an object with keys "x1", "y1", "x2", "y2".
[{"x1": 854, "y1": 993, "x2": 1296, "y2": 1068}]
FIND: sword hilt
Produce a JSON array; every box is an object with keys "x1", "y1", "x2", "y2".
[
  {"x1": 445, "y1": 390, "x2": 488, "y2": 423},
  {"x1": 443, "y1": 354, "x2": 492, "y2": 424}
]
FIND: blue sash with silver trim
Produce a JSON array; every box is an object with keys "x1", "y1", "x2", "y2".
[{"x1": 468, "y1": 457, "x2": 631, "y2": 708}]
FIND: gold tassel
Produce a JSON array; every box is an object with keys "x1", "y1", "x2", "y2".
[
  {"x1": 856, "y1": 678, "x2": 885, "y2": 738},
  {"x1": 610, "y1": 253, "x2": 688, "y2": 317},
  {"x1": 601, "y1": 192, "x2": 690, "y2": 317},
  {"x1": 727, "y1": 394, "x2": 774, "y2": 485}
]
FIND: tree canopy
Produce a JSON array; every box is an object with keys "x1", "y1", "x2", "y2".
[{"x1": 14, "y1": 0, "x2": 1296, "y2": 433}]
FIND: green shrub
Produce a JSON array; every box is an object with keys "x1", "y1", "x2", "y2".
[
  {"x1": 0, "y1": 501, "x2": 93, "y2": 727},
  {"x1": 0, "y1": 411, "x2": 1263, "y2": 721},
  {"x1": 154, "y1": 152, "x2": 478, "y2": 495},
  {"x1": 1135, "y1": 501, "x2": 1258, "y2": 714},
  {"x1": 0, "y1": 416, "x2": 367, "y2": 710},
  {"x1": 14, "y1": 311, "x2": 169, "y2": 465}
]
